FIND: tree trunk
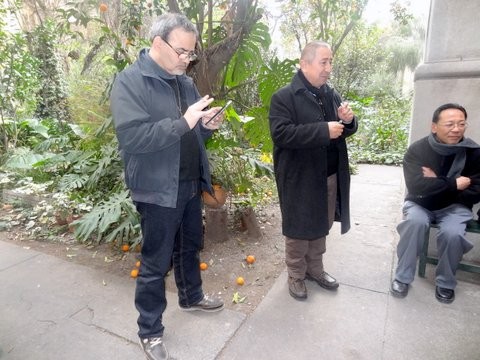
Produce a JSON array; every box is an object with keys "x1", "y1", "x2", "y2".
[
  {"x1": 238, "y1": 206, "x2": 262, "y2": 240},
  {"x1": 204, "y1": 206, "x2": 229, "y2": 243}
]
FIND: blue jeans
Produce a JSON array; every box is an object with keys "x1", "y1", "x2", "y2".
[{"x1": 134, "y1": 180, "x2": 204, "y2": 338}]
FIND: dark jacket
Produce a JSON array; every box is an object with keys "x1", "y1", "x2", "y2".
[
  {"x1": 110, "y1": 49, "x2": 213, "y2": 208},
  {"x1": 404, "y1": 135, "x2": 480, "y2": 210},
  {"x1": 269, "y1": 72, "x2": 358, "y2": 240}
]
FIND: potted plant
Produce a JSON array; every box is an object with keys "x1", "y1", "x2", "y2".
[{"x1": 202, "y1": 183, "x2": 227, "y2": 208}]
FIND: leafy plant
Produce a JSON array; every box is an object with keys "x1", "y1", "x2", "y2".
[
  {"x1": 28, "y1": 20, "x2": 71, "y2": 123},
  {"x1": 73, "y1": 189, "x2": 140, "y2": 245},
  {"x1": 348, "y1": 95, "x2": 411, "y2": 165},
  {"x1": 207, "y1": 126, "x2": 274, "y2": 209},
  {"x1": 0, "y1": 2, "x2": 40, "y2": 153}
]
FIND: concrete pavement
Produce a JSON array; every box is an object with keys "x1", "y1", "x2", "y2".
[{"x1": 1, "y1": 164, "x2": 480, "y2": 360}]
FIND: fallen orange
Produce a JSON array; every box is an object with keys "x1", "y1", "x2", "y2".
[
  {"x1": 130, "y1": 268, "x2": 139, "y2": 278},
  {"x1": 246, "y1": 255, "x2": 256, "y2": 264},
  {"x1": 236, "y1": 276, "x2": 245, "y2": 286},
  {"x1": 200, "y1": 262, "x2": 208, "y2": 270},
  {"x1": 121, "y1": 244, "x2": 130, "y2": 252},
  {"x1": 99, "y1": 3, "x2": 108, "y2": 12},
  {"x1": 135, "y1": 260, "x2": 141, "y2": 268}
]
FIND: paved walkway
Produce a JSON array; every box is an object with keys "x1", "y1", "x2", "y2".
[{"x1": 1, "y1": 164, "x2": 479, "y2": 360}]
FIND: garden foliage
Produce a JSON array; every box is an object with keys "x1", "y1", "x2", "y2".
[{"x1": 0, "y1": 0, "x2": 421, "y2": 246}]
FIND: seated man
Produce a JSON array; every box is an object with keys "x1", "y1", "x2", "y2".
[{"x1": 391, "y1": 103, "x2": 480, "y2": 304}]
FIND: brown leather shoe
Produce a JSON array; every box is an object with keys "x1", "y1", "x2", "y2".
[
  {"x1": 306, "y1": 271, "x2": 339, "y2": 290},
  {"x1": 288, "y1": 276, "x2": 307, "y2": 299}
]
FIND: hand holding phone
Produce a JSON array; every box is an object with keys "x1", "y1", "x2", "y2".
[{"x1": 204, "y1": 100, "x2": 232, "y2": 125}]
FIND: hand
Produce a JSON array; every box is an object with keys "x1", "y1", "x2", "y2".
[
  {"x1": 183, "y1": 95, "x2": 215, "y2": 129},
  {"x1": 338, "y1": 102, "x2": 354, "y2": 123},
  {"x1": 202, "y1": 106, "x2": 224, "y2": 130},
  {"x1": 456, "y1": 176, "x2": 471, "y2": 190},
  {"x1": 328, "y1": 121, "x2": 344, "y2": 139},
  {"x1": 422, "y1": 166, "x2": 437, "y2": 178}
]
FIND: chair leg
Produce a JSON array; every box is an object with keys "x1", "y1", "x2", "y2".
[{"x1": 418, "y1": 228, "x2": 430, "y2": 278}]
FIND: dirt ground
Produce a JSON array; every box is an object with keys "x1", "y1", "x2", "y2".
[{"x1": 0, "y1": 204, "x2": 285, "y2": 314}]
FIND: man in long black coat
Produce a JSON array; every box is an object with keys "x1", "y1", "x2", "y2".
[{"x1": 269, "y1": 41, "x2": 358, "y2": 300}]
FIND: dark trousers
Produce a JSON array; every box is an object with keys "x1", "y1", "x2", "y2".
[
  {"x1": 285, "y1": 173, "x2": 337, "y2": 279},
  {"x1": 395, "y1": 201, "x2": 473, "y2": 289},
  {"x1": 134, "y1": 180, "x2": 204, "y2": 338}
]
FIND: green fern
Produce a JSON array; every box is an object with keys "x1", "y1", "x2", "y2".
[{"x1": 73, "y1": 189, "x2": 139, "y2": 244}]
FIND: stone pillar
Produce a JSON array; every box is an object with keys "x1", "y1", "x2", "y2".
[
  {"x1": 410, "y1": 0, "x2": 480, "y2": 144},
  {"x1": 411, "y1": 0, "x2": 480, "y2": 261}
]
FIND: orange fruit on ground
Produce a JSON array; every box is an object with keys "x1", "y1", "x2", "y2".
[
  {"x1": 130, "y1": 268, "x2": 139, "y2": 278},
  {"x1": 135, "y1": 260, "x2": 141, "y2": 268},
  {"x1": 121, "y1": 244, "x2": 130, "y2": 252},
  {"x1": 200, "y1": 262, "x2": 208, "y2": 270},
  {"x1": 99, "y1": 3, "x2": 108, "y2": 12},
  {"x1": 236, "y1": 276, "x2": 245, "y2": 286},
  {"x1": 246, "y1": 255, "x2": 256, "y2": 264}
]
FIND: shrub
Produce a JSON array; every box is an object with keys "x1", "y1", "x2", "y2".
[{"x1": 348, "y1": 95, "x2": 411, "y2": 165}]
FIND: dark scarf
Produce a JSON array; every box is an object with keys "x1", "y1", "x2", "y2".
[
  {"x1": 297, "y1": 70, "x2": 338, "y2": 122},
  {"x1": 428, "y1": 133, "x2": 480, "y2": 177}
]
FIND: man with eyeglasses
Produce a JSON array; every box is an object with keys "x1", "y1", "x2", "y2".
[
  {"x1": 391, "y1": 103, "x2": 480, "y2": 304},
  {"x1": 110, "y1": 13, "x2": 224, "y2": 360}
]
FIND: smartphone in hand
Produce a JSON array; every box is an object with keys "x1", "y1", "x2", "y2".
[{"x1": 205, "y1": 100, "x2": 232, "y2": 125}]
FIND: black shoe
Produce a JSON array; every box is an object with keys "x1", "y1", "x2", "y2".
[
  {"x1": 435, "y1": 286, "x2": 455, "y2": 304},
  {"x1": 139, "y1": 337, "x2": 169, "y2": 360},
  {"x1": 288, "y1": 276, "x2": 307, "y2": 299},
  {"x1": 305, "y1": 271, "x2": 339, "y2": 290},
  {"x1": 179, "y1": 294, "x2": 224, "y2": 312},
  {"x1": 390, "y1": 279, "x2": 409, "y2": 298}
]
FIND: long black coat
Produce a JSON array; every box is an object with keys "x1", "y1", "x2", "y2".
[{"x1": 269, "y1": 73, "x2": 358, "y2": 240}]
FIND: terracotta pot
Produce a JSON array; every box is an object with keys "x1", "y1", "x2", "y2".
[{"x1": 202, "y1": 184, "x2": 227, "y2": 208}]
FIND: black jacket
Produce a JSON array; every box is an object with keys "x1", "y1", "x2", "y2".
[
  {"x1": 269, "y1": 72, "x2": 358, "y2": 239},
  {"x1": 404, "y1": 136, "x2": 480, "y2": 210},
  {"x1": 110, "y1": 49, "x2": 213, "y2": 208}
]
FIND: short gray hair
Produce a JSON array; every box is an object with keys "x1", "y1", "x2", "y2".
[
  {"x1": 148, "y1": 13, "x2": 198, "y2": 42},
  {"x1": 301, "y1": 41, "x2": 331, "y2": 63}
]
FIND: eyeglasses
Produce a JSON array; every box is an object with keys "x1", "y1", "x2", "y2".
[
  {"x1": 162, "y1": 38, "x2": 197, "y2": 61},
  {"x1": 437, "y1": 122, "x2": 468, "y2": 130}
]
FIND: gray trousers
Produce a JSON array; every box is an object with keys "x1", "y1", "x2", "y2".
[
  {"x1": 286, "y1": 174, "x2": 337, "y2": 279},
  {"x1": 395, "y1": 201, "x2": 474, "y2": 289}
]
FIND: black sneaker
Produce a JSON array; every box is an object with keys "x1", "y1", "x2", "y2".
[
  {"x1": 179, "y1": 294, "x2": 224, "y2": 312},
  {"x1": 390, "y1": 279, "x2": 409, "y2": 298},
  {"x1": 139, "y1": 337, "x2": 169, "y2": 360}
]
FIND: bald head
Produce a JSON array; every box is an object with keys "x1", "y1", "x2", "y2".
[
  {"x1": 301, "y1": 41, "x2": 331, "y2": 64},
  {"x1": 299, "y1": 41, "x2": 333, "y2": 87}
]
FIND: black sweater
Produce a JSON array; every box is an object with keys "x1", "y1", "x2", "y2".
[{"x1": 404, "y1": 136, "x2": 480, "y2": 210}]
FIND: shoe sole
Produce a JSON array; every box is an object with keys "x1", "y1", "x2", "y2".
[
  {"x1": 179, "y1": 304, "x2": 225, "y2": 312},
  {"x1": 390, "y1": 289, "x2": 408, "y2": 298},
  {"x1": 305, "y1": 274, "x2": 339, "y2": 290},
  {"x1": 435, "y1": 295, "x2": 454, "y2": 304}
]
